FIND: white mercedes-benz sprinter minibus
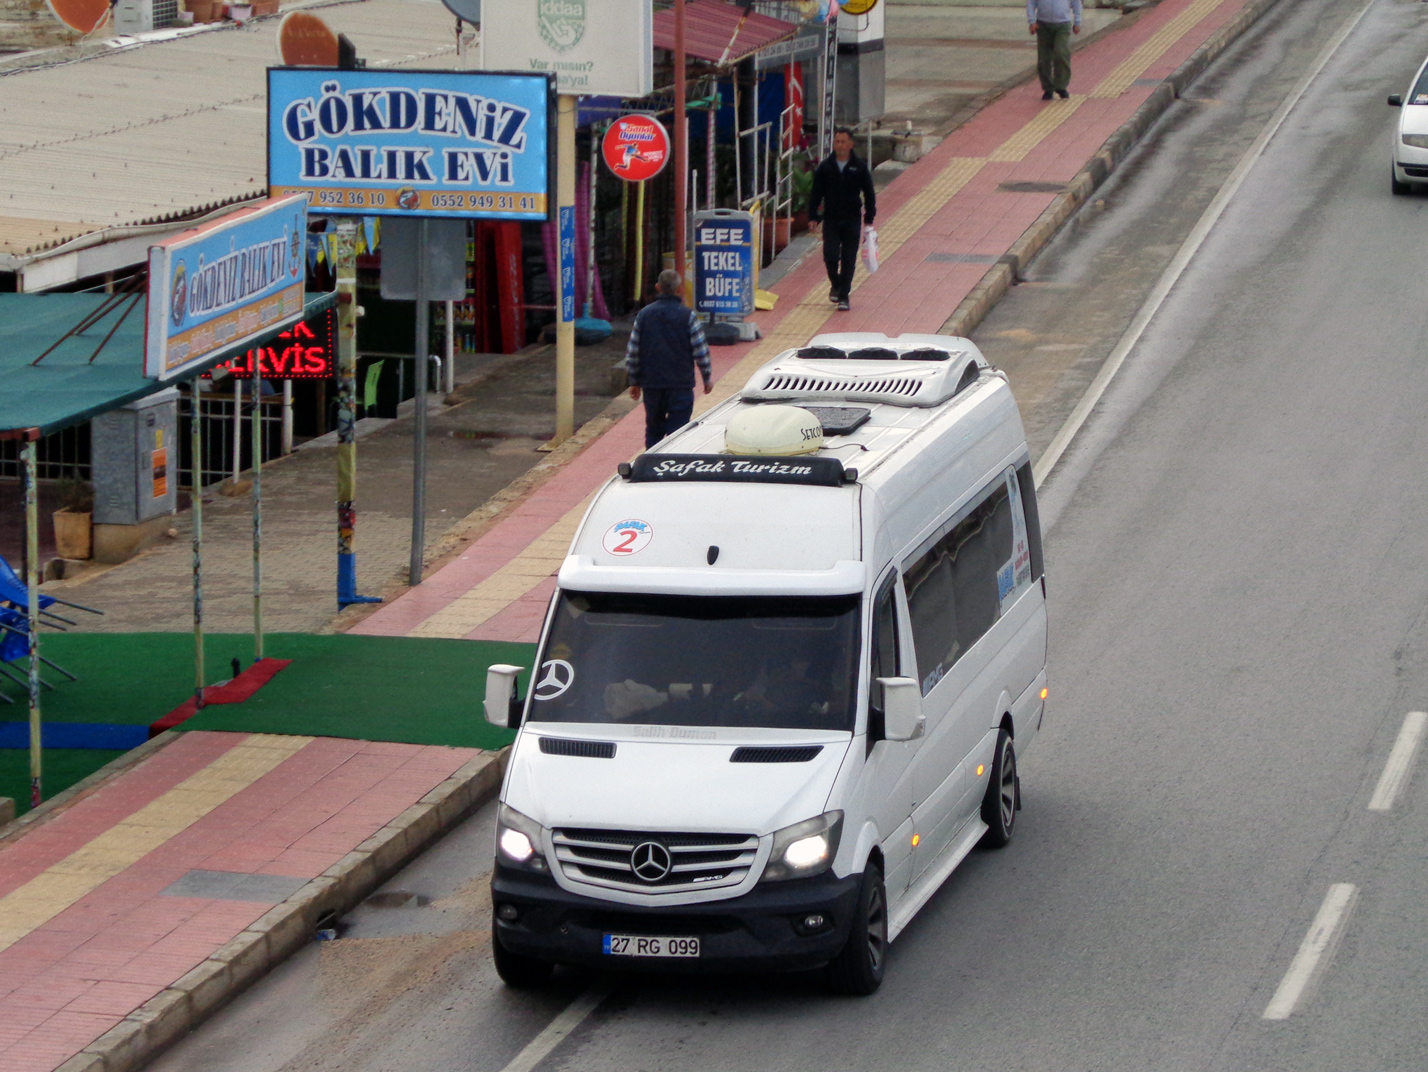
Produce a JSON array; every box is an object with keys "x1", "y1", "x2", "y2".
[{"x1": 484, "y1": 332, "x2": 1047, "y2": 994}]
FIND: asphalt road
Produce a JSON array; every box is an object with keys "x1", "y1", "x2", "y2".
[{"x1": 149, "y1": 1, "x2": 1428, "y2": 1069}]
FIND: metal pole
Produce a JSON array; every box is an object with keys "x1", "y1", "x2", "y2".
[
  {"x1": 22, "y1": 437, "x2": 41, "y2": 808},
  {"x1": 191, "y1": 387, "x2": 205, "y2": 709},
  {"x1": 674, "y1": 0, "x2": 688, "y2": 283},
  {"x1": 335, "y1": 218, "x2": 378, "y2": 607},
  {"x1": 444, "y1": 299, "x2": 456, "y2": 395},
  {"x1": 409, "y1": 216, "x2": 430, "y2": 587},
  {"x1": 633, "y1": 179, "x2": 646, "y2": 302},
  {"x1": 552, "y1": 94, "x2": 577, "y2": 448},
  {"x1": 231, "y1": 382, "x2": 241, "y2": 483},
  {"x1": 251, "y1": 374, "x2": 263, "y2": 662},
  {"x1": 281, "y1": 379, "x2": 293, "y2": 455}
]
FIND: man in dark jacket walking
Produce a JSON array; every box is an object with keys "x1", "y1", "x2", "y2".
[
  {"x1": 625, "y1": 269, "x2": 713, "y2": 448},
  {"x1": 808, "y1": 128, "x2": 876, "y2": 311}
]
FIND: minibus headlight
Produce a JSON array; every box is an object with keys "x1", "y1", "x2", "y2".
[
  {"x1": 762, "y1": 811, "x2": 844, "y2": 882},
  {"x1": 496, "y1": 804, "x2": 548, "y2": 873},
  {"x1": 1404, "y1": 134, "x2": 1428, "y2": 149}
]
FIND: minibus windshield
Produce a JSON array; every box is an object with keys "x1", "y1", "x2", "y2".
[{"x1": 528, "y1": 591, "x2": 861, "y2": 732}]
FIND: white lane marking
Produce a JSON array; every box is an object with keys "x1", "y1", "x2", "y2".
[
  {"x1": 1368, "y1": 711, "x2": 1428, "y2": 812},
  {"x1": 1262, "y1": 883, "x2": 1359, "y2": 1020},
  {"x1": 1033, "y1": 0, "x2": 1377, "y2": 486},
  {"x1": 498, "y1": 986, "x2": 608, "y2": 1072}
]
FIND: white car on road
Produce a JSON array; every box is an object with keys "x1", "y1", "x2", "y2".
[{"x1": 1388, "y1": 58, "x2": 1428, "y2": 194}]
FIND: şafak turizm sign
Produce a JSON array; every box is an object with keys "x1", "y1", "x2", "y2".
[
  {"x1": 267, "y1": 68, "x2": 554, "y2": 219},
  {"x1": 145, "y1": 195, "x2": 308, "y2": 381}
]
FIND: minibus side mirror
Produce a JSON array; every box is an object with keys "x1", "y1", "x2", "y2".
[
  {"x1": 876, "y1": 677, "x2": 925, "y2": 742},
  {"x1": 485, "y1": 664, "x2": 526, "y2": 728},
  {"x1": 1389, "y1": 94, "x2": 1403, "y2": 107}
]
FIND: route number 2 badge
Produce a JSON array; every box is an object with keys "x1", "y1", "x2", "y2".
[{"x1": 602, "y1": 519, "x2": 653, "y2": 556}]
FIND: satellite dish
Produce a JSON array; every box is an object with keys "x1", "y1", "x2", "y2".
[
  {"x1": 44, "y1": 0, "x2": 109, "y2": 34},
  {"x1": 439, "y1": 0, "x2": 480, "y2": 23},
  {"x1": 277, "y1": 11, "x2": 340, "y2": 66}
]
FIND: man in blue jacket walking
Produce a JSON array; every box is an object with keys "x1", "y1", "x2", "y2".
[
  {"x1": 625, "y1": 269, "x2": 713, "y2": 449},
  {"x1": 1028, "y1": 0, "x2": 1081, "y2": 100}
]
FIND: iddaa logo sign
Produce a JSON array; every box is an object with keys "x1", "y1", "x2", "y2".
[{"x1": 538, "y1": 0, "x2": 585, "y2": 53}]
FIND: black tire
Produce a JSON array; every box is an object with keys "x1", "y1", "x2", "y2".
[
  {"x1": 1392, "y1": 166, "x2": 1412, "y2": 195},
  {"x1": 825, "y1": 864, "x2": 888, "y2": 995},
  {"x1": 979, "y1": 728, "x2": 1019, "y2": 849},
  {"x1": 492, "y1": 926, "x2": 555, "y2": 987}
]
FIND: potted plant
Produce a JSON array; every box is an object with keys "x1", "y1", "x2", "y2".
[
  {"x1": 53, "y1": 474, "x2": 94, "y2": 561},
  {"x1": 789, "y1": 152, "x2": 815, "y2": 235}
]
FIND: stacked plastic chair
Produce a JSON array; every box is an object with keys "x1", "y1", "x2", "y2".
[{"x1": 0, "y1": 554, "x2": 102, "y2": 702}]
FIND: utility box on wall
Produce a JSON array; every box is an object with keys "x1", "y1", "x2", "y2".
[
  {"x1": 835, "y1": 47, "x2": 885, "y2": 126},
  {"x1": 92, "y1": 389, "x2": 178, "y2": 526}
]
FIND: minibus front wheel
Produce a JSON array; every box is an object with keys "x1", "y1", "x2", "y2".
[{"x1": 825, "y1": 863, "x2": 887, "y2": 995}]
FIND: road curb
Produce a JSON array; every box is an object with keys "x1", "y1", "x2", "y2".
[
  {"x1": 51, "y1": 746, "x2": 509, "y2": 1072},
  {"x1": 942, "y1": 0, "x2": 1285, "y2": 338}
]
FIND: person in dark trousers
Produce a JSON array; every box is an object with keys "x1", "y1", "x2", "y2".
[
  {"x1": 1027, "y1": 0, "x2": 1081, "y2": 100},
  {"x1": 808, "y1": 128, "x2": 876, "y2": 312},
  {"x1": 625, "y1": 269, "x2": 713, "y2": 449}
]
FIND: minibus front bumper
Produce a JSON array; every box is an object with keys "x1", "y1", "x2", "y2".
[{"x1": 491, "y1": 863, "x2": 862, "y2": 972}]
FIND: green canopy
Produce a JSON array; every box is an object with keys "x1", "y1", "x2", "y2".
[{"x1": 0, "y1": 291, "x2": 338, "y2": 437}]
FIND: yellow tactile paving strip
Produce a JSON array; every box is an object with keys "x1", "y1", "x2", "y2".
[
  {"x1": 990, "y1": 100, "x2": 1087, "y2": 162},
  {"x1": 398, "y1": 0, "x2": 1230, "y2": 640},
  {"x1": 1092, "y1": 0, "x2": 1226, "y2": 98},
  {"x1": 0, "y1": 734, "x2": 312, "y2": 953},
  {"x1": 408, "y1": 505, "x2": 590, "y2": 638}
]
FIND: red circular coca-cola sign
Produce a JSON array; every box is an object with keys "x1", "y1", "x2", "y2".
[{"x1": 602, "y1": 115, "x2": 671, "y2": 182}]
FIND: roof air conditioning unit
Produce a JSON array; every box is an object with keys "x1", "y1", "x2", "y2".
[
  {"x1": 113, "y1": 0, "x2": 178, "y2": 33},
  {"x1": 740, "y1": 333, "x2": 990, "y2": 409}
]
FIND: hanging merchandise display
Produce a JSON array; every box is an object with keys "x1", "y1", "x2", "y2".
[{"x1": 602, "y1": 115, "x2": 670, "y2": 182}]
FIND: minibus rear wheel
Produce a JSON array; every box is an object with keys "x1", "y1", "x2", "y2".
[
  {"x1": 492, "y1": 927, "x2": 555, "y2": 986},
  {"x1": 825, "y1": 863, "x2": 887, "y2": 995},
  {"x1": 979, "y1": 728, "x2": 1018, "y2": 849}
]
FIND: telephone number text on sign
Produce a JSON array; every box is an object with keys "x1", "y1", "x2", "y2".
[
  {"x1": 271, "y1": 186, "x2": 547, "y2": 214},
  {"x1": 268, "y1": 68, "x2": 554, "y2": 221}
]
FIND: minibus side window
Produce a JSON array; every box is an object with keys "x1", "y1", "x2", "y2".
[
  {"x1": 905, "y1": 478, "x2": 1015, "y2": 695},
  {"x1": 1015, "y1": 461, "x2": 1044, "y2": 582},
  {"x1": 867, "y1": 575, "x2": 899, "y2": 754}
]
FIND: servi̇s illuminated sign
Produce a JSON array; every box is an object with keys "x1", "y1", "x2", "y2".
[
  {"x1": 205, "y1": 308, "x2": 337, "y2": 381},
  {"x1": 268, "y1": 68, "x2": 554, "y2": 220}
]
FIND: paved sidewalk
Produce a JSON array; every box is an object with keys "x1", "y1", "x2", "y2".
[
  {"x1": 0, "y1": 732, "x2": 489, "y2": 1072},
  {"x1": 352, "y1": 0, "x2": 1256, "y2": 646}
]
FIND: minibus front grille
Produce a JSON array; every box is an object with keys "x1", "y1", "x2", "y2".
[{"x1": 552, "y1": 828, "x2": 760, "y2": 893}]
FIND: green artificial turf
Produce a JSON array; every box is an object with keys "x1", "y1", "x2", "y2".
[
  {"x1": 178, "y1": 633, "x2": 531, "y2": 749},
  {"x1": 1, "y1": 631, "x2": 202, "y2": 725},
  {"x1": 0, "y1": 747, "x2": 126, "y2": 817},
  {"x1": 0, "y1": 633, "x2": 532, "y2": 809}
]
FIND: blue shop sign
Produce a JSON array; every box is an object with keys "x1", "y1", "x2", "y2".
[
  {"x1": 268, "y1": 68, "x2": 554, "y2": 220},
  {"x1": 693, "y1": 211, "x2": 754, "y2": 317}
]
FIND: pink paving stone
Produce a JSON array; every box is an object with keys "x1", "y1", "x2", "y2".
[
  {"x1": 60, "y1": 980, "x2": 162, "y2": 1017},
  {"x1": 105, "y1": 953, "x2": 196, "y2": 987},
  {"x1": 399, "y1": 748, "x2": 479, "y2": 774},
  {"x1": 0, "y1": 1043, "x2": 81, "y2": 1072},
  {"x1": 259, "y1": 848, "x2": 342, "y2": 878}
]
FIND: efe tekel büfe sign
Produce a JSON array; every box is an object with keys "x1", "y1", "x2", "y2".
[{"x1": 268, "y1": 68, "x2": 554, "y2": 219}]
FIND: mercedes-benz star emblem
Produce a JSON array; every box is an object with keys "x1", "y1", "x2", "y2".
[{"x1": 630, "y1": 841, "x2": 672, "y2": 883}]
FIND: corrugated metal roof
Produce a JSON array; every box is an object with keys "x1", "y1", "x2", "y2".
[
  {"x1": 652, "y1": 0, "x2": 798, "y2": 66},
  {"x1": 0, "y1": 0, "x2": 462, "y2": 262}
]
